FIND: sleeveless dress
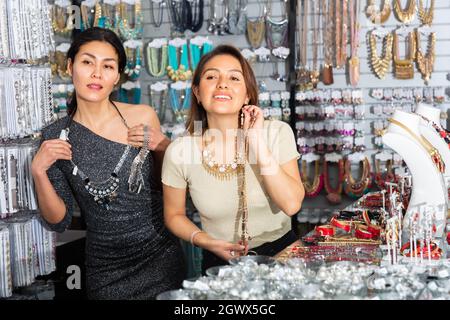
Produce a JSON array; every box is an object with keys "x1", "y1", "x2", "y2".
[{"x1": 40, "y1": 117, "x2": 185, "y2": 299}]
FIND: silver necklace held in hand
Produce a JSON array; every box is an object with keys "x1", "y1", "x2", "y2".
[{"x1": 60, "y1": 102, "x2": 133, "y2": 210}]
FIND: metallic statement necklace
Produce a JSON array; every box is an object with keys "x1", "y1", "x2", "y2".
[
  {"x1": 416, "y1": 30, "x2": 436, "y2": 85},
  {"x1": 393, "y1": 0, "x2": 416, "y2": 24},
  {"x1": 369, "y1": 31, "x2": 393, "y2": 79},
  {"x1": 265, "y1": 0, "x2": 288, "y2": 50},
  {"x1": 418, "y1": 0, "x2": 434, "y2": 25},
  {"x1": 393, "y1": 31, "x2": 415, "y2": 80},
  {"x1": 61, "y1": 102, "x2": 132, "y2": 210}
]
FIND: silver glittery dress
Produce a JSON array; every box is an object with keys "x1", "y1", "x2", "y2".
[{"x1": 40, "y1": 117, "x2": 185, "y2": 299}]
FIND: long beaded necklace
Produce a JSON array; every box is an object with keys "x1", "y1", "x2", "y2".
[
  {"x1": 309, "y1": 0, "x2": 320, "y2": 88},
  {"x1": 167, "y1": 39, "x2": 192, "y2": 81},
  {"x1": 168, "y1": 0, "x2": 188, "y2": 33},
  {"x1": 344, "y1": 157, "x2": 371, "y2": 199},
  {"x1": 246, "y1": 1, "x2": 265, "y2": 48},
  {"x1": 418, "y1": 0, "x2": 434, "y2": 25},
  {"x1": 51, "y1": 4, "x2": 73, "y2": 37},
  {"x1": 145, "y1": 39, "x2": 168, "y2": 78},
  {"x1": 393, "y1": 0, "x2": 416, "y2": 24},
  {"x1": 296, "y1": 0, "x2": 311, "y2": 91},
  {"x1": 265, "y1": 0, "x2": 288, "y2": 50},
  {"x1": 323, "y1": 158, "x2": 344, "y2": 204},
  {"x1": 366, "y1": 0, "x2": 391, "y2": 24},
  {"x1": 368, "y1": 30, "x2": 393, "y2": 79},
  {"x1": 321, "y1": 0, "x2": 334, "y2": 85},
  {"x1": 301, "y1": 159, "x2": 323, "y2": 197},
  {"x1": 388, "y1": 117, "x2": 445, "y2": 173},
  {"x1": 348, "y1": 0, "x2": 360, "y2": 86},
  {"x1": 124, "y1": 40, "x2": 143, "y2": 81},
  {"x1": 416, "y1": 29, "x2": 436, "y2": 85},
  {"x1": 95, "y1": 1, "x2": 118, "y2": 32},
  {"x1": 393, "y1": 30, "x2": 415, "y2": 80},
  {"x1": 61, "y1": 102, "x2": 132, "y2": 210},
  {"x1": 149, "y1": 82, "x2": 168, "y2": 123},
  {"x1": 335, "y1": 0, "x2": 348, "y2": 70},
  {"x1": 117, "y1": 0, "x2": 143, "y2": 41},
  {"x1": 80, "y1": 2, "x2": 95, "y2": 31},
  {"x1": 169, "y1": 82, "x2": 191, "y2": 123},
  {"x1": 150, "y1": 0, "x2": 165, "y2": 28}
]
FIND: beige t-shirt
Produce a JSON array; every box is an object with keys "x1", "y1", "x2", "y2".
[{"x1": 162, "y1": 120, "x2": 300, "y2": 248}]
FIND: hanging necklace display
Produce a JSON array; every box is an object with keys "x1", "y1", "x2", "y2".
[
  {"x1": 335, "y1": 0, "x2": 348, "y2": 69},
  {"x1": 388, "y1": 118, "x2": 445, "y2": 173},
  {"x1": 0, "y1": 0, "x2": 9, "y2": 58},
  {"x1": 393, "y1": 0, "x2": 416, "y2": 24},
  {"x1": 344, "y1": 155, "x2": 371, "y2": 199},
  {"x1": 51, "y1": 1, "x2": 75, "y2": 37},
  {"x1": 366, "y1": 0, "x2": 391, "y2": 24},
  {"x1": 368, "y1": 28, "x2": 393, "y2": 79},
  {"x1": 208, "y1": 0, "x2": 230, "y2": 35},
  {"x1": 393, "y1": 29, "x2": 415, "y2": 80},
  {"x1": 323, "y1": 155, "x2": 344, "y2": 204},
  {"x1": 117, "y1": 0, "x2": 143, "y2": 40},
  {"x1": 228, "y1": 0, "x2": 247, "y2": 35},
  {"x1": 80, "y1": 0, "x2": 96, "y2": 31},
  {"x1": 54, "y1": 43, "x2": 71, "y2": 81},
  {"x1": 95, "y1": 0, "x2": 119, "y2": 31},
  {"x1": 309, "y1": 0, "x2": 320, "y2": 88},
  {"x1": 265, "y1": 0, "x2": 288, "y2": 50},
  {"x1": 418, "y1": 0, "x2": 434, "y2": 25},
  {"x1": 150, "y1": 0, "x2": 165, "y2": 28},
  {"x1": 321, "y1": 0, "x2": 334, "y2": 85},
  {"x1": 296, "y1": 0, "x2": 311, "y2": 91},
  {"x1": 415, "y1": 28, "x2": 436, "y2": 85},
  {"x1": 301, "y1": 158, "x2": 323, "y2": 197},
  {"x1": 167, "y1": 38, "x2": 192, "y2": 81},
  {"x1": 149, "y1": 82, "x2": 168, "y2": 123},
  {"x1": 348, "y1": 0, "x2": 360, "y2": 86},
  {"x1": 189, "y1": 36, "x2": 213, "y2": 71},
  {"x1": 123, "y1": 40, "x2": 143, "y2": 81},
  {"x1": 168, "y1": 0, "x2": 188, "y2": 33},
  {"x1": 188, "y1": 0, "x2": 204, "y2": 32},
  {"x1": 169, "y1": 81, "x2": 191, "y2": 123},
  {"x1": 60, "y1": 103, "x2": 132, "y2": 210},
  {"x1": 146, "y1": 38, "x2": 168, "y2": 78},
  {"x1": 118, "y1": 80, "x2": 142, "y2": 104},
  {"x1": 246, "y1": 1, "x2": 265, "y2": 48}
]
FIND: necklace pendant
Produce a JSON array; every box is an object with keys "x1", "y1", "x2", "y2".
[{"x1": 72, "y1": 165, "x2": 78, "y2": 176}]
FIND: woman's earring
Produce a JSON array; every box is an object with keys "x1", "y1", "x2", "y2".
[{"x1": 240, "y1": 111, "x2": 244, "y2": 128}]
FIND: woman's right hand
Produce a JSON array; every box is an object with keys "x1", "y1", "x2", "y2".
[
  {"x1": 205, "y1": 239, "x2": 246, "y2": 261},
  {"x1": 31, "y1": 139, "x2": 72, "y2": 176}
]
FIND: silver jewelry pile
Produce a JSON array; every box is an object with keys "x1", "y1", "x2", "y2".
[{"x1": 158, "y1": 258, "x2": 450, "y2": 300}]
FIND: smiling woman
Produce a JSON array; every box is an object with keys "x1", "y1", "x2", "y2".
[
  {"x1": 31, "y1": 27, "x2": 185, "y2": 299},
  {"x1": 162, "y1": 45, "x2": 305, "y2": 274}
]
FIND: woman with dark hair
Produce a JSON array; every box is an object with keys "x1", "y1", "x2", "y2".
[
  {"x1": 31, "y1": 27, "x2": 185, "y2": 299},
  {"x1": 161, "y1": 45, "x2": 305, "y2": 273}
]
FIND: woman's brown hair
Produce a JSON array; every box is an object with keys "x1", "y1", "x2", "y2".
[{"x1": 186, "y1": 45, "x2": 259, "y2": 135}]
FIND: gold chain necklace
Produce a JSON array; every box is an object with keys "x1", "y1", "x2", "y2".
[
  {"x1": 344, "y1": 157, "x2": 371, "y2": 198},
  {"x1": 366, "y1": 0, "x2": 391, "y2": 24},
  {"x1": 388, "y1": 118, "x2": 445, "y2": 173},
  {"x1": 393, "y1": 32, "x2": 415, "y2": 79},
  {"x1": 418, "y1": 0, "x2": 434, "y2": 25},
  {"x1": 369, "y1": 31, "x2": 393, "y2": 79},
  {"x1": 393, "y1": 0, "x2": 416, "y2": 24},
  {"x1": 301, "y1": 160, "x2": 323, "y2": 196},
  {"x1": 416, "y1": 30, "x2": 436, "y2": 85}
]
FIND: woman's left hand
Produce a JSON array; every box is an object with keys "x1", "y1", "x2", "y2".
[
  {"x1": 242, "y1": 105, "x2": 264, "y2": 131},
  {"x1": 127, "y1": 124, "x2": 170, "y2": 151}
]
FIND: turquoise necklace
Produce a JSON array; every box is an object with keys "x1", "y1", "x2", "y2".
[
  {"x1": 124, "y1": 42, "x2": 142, "y2": 81},
  {"x1": 117, "y1": 0, "x2": 143, "y2": 40},
  {"x1": 167, "y1": 40, "x2": 192, "y2": 81},
  {"x1": 189, "y1": 38, "x2": 213, "y2": 71},
  {"x1": 118, "y1": 81, "x2": 142, "y2": 104},
  {"x1": 169, "y1": 84, "x2": 191, "y2": 123},
  {"x1": 146, "y1": 39, "x2": 168, "y2": 78}
]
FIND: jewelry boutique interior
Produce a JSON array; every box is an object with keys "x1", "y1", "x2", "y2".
[{"x1": 2, "y1": 0, "x2": 450, "y2": 301}]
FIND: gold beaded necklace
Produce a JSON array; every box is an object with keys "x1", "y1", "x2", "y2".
[
  {"x1": 418, "y1": 0, "x2": 434, "y2": 25},
  {"x1": 393, "y1": 0, "x2": 416, "y2": 24},
  {"x1": 366, "y1": 0, "x2": 391, "y2": 24},
  {"x1": 393, "y1": 31, "x2": 416, "y2": 80},
  {"x1": 369, "y1": 30, "x2": 393, "y2": 79},
  {"x1": 416, "y1": 30, "x2": 436, "y2": 85}
]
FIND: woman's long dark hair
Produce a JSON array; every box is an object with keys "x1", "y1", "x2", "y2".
[{"x1": 66, "y1": 27, "x2": 127, "y2": 115}]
